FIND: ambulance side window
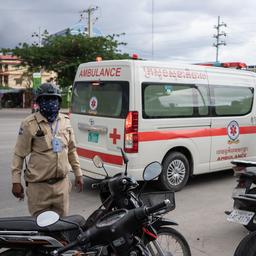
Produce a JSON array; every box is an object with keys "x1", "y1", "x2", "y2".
[
  {"x1": 211, "y1": 85, "x2": 253, "y2": 116},
  {"x1": 142, "y1": 83, "x2": 210, "y2": 118}
]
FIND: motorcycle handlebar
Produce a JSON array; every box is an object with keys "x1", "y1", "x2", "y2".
[
  {"x1": 52, "y1": 200, "x2": 170, "y2": 256},
  {"x1": 145, "y1": 199, "x2": 171, "y2": 215},
  {"x1": 91, "y1": 182, "x2": 100, "y2": 189},
  {"x1": 92, "y1": 174, "x2": 127, "y2": 193},
  {"x1": 92, "y1": 178, "x2": 109, "y2": 190}
]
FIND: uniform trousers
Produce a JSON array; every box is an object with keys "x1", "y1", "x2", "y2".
[{"x1": 26, "y1": 176, "x2": 71, "y2": 217}]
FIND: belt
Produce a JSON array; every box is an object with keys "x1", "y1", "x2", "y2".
[
  {"x1": 42, "y1": 177, "x2": 65, "y2": 185},
  {"x1": 25, "y1": 177, "x2": 65, "y2": 186}
]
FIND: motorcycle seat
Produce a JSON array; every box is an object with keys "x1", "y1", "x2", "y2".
[
  {"x1": 0, "y1": 214, "x2": 86, "y2": 233},
  {"x1": 243, "y1": 169, "x2": 256, "y2": 177},
  {"x1": 233, "y1": 195, "x2": 256, "y2": 204},
  {"x1": 231, "y1": 160, "x2": 256, "y2": 168}
]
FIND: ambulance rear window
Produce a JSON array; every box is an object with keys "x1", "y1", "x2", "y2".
[{"x1": 71, "y1": 81, "x2": 129, "y2": 118}]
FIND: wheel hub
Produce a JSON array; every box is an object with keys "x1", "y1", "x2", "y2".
[{"x1": 167, "y1": 159, "x2": 186, "y2": 186}]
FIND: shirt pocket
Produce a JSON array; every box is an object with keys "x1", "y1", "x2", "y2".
[
  {"x1": 58, "y1": 129, "x2": 70, "y2": 148},
  {"x1": 32, "y1": 135, "x2": 51, "y2": 152}
]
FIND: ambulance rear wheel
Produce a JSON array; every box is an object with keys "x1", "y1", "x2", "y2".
[{"x1": 159, "y1": 152, "x2": 190, "y2": 192}]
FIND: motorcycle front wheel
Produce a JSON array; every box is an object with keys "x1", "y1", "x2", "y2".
[{"x1": 146, "y1": 227, "x2": 191, "y2": 256}]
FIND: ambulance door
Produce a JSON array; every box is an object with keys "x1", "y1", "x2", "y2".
[
  {"x1": 70, "y1": 80, "x2": 129, "y2": 171},
  {"x1": 209, "y1": 77, "x2": 255, "y2": 171},
  {"x1": 139, "y1": 81, "x2": 212, "y2": 175}
]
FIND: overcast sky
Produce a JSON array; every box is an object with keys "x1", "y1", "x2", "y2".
[{"x1": 1, "y1": 0, "x2": 256, "y2": 65}]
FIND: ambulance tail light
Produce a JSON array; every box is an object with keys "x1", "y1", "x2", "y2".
[{"x1": 124, "y1": 111, "x2": 138, "y2": 153}]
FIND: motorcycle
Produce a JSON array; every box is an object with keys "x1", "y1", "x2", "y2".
[
  {"x1": 0, "y1": 161, "x2": 168, "y2": 256},
  {"x1": 226, "y1": 159, "x2": 256, "y2": 231},
  {"x1": 0, "y1": 149, "x2": 190, "y2": 255},
  {"x1": 88, "y1": 148, "x2": 191, "y2": 256},
  {"x1": 51, "y1": 199, "x2": 172, "y2": 256}
]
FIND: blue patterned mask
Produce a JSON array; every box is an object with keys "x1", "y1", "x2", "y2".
[{"x1": 38, "y1": 97, "x2": 60, "y2": 123}]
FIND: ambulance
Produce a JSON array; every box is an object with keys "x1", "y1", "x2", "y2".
[{"x1": 70, "y1": 59, "x2": 256, "y2": 191}]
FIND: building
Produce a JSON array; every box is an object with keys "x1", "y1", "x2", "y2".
[
  {"x1": 51, "y1": 22, "x2": 103, "y2": 38},
  {"x1": 0, "y1": 55, "x2": 25, "y2": 88},
  {"x1": 0, "y1": 54, "x2": 56, "y2": 89},
  {"x1": 0, "y1": 54, "x2": 56, "y2": 108}
]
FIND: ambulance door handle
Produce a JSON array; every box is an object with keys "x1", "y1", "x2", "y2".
[
  {"x1": 78, "y1": 122, "x2": 108, "y2": 134},
  {"x1": 251, "y1": 116, "x2": 256, "y2": 124}
]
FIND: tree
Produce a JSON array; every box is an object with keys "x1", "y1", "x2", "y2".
[{"x1": 2, "y1": 33, "x2": 130, "y2": 87}]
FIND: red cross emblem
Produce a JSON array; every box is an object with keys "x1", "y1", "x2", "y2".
[
  {"x1": 89, "y1": 97, "x2": 98, "y2": 110},
  {"x1": 109, "y1": 128, "x2": 121, "y2": 144},
  {"x1": 230, "y1": 125, "x2": 237, "y2": 136},
  {"x1": 227, "y1": 121, "x2": 240, "y2": 141},
  {"x1": 91, "y1": 99, "x2": 96, "y2": 108}
]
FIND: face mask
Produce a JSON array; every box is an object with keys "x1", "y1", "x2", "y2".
[{"x1": 38, "y1": 97, "x2": 60, "y2": 123}]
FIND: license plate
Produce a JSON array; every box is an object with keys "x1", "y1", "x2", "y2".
[
  {"x1": 232, "y1": 188, "x2": 246, "y2": 198},
  {"x1": 227, "y1": 209, "x2": 255, "y2": 225},
  {"x1": 88, "y1": 131, "x2": 99, "y2": 143}
]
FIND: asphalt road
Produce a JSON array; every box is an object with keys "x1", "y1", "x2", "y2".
[{"x1": 0, "y1": 108, "x2": 249, "y2": 256}]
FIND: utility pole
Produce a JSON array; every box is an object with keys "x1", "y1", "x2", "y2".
[
  {"x1": 31, "y1": 27, "x2": 49, "y2": 47},
  {"x1": 80, "y1": 6, "x2": 99, "y2": 37},
  {"x1": 213, "y1": 16, "x2": 227, "y2": 63},
  {"x1": 32, "y1": 27, "x2": 42, "y2": 47},
  {"x1": 152, "y1": 0, "x2": 154, "y2": 60}
]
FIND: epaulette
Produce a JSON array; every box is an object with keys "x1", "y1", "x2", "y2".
[{"x1": 23, "y1": 113, "x2": 37, "y2": 124}]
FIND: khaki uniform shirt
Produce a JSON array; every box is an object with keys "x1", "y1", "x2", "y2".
[{"x1": 11, "y1": 112, "x2": 82, "y2": 183}]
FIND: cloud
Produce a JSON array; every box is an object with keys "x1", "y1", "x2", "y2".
[{"x1": 1, "y1": 0, "x2": 256, "y2": 64}]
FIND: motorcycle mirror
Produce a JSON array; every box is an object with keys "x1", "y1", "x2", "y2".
[
  {"x1": 93, "y1": 155, "x2": 104, "y2": 168},
  {"x1": 143, "y1": 161, "x2": 162, "y2": 181},
  {"x1": 36, "y1": 211, "x2": 59, "y2": 227}
]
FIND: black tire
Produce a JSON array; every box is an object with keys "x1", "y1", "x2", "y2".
[
  {"x1": 234, "y1": 231, "x2": 256, "y2": 256},
  {"x1": 0, "y1": 249, "x2": 33, "y2": 256},
  {"x1": 159, "y1": 152, "x2": 190, "y2": 192},
  {"x1": 2, "y1": 248, "x2": 47, "y2": 256},
  {"x1": 146, "y1": 226, "x2": 191, "y2": 256}
]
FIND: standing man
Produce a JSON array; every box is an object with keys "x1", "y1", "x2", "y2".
[{"x1": 11, "y1": 83, "x2": 83, "y2": 217}]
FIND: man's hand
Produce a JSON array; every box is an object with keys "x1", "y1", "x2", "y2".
[
  {"x1": 12, "y1": 183, "x2": 24, "y2": 199},
  {"x1": 75, "y1": 176, "x2": 84, "y2": 192}
]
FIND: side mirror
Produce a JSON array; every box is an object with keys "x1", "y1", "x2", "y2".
[
  {"x1": 93, "y1": 155, "x2": 104, "y2": 168},
  {"x1": 143, "y1": 161, "x2": 162, "y2": 181},
  {"x1": 36, "y1": 211, "x2": 59, "y2": 227}
]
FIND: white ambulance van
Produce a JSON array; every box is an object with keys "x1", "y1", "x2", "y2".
[{"x1": 70, "y1": 59, "x2": 256, "y2": 191}]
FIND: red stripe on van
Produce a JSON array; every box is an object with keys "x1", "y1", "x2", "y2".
[
  {"x1": 77, "y1": 147, "x2": 123, "y2": 165},
  {"x1": 139, "y1": 128, "x2": 211, "y2": 141},
  {"x1": 138, "y1": 126, "x2": 256, "y2": 142},
  {"x1": 77, "y1": 126, "x2": 256, "y2": 163},
  {"x1": 240, "y1": 126, "x2": 256, "y2": 134}
]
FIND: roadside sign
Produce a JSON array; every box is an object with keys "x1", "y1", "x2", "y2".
[{"x1": 32, "y1": 72, "x2": 41, "y2": 89}]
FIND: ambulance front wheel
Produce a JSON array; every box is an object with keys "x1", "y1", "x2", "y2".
[{"x1": 159, "y1": 152, "x2": 190, "y2": 192}]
